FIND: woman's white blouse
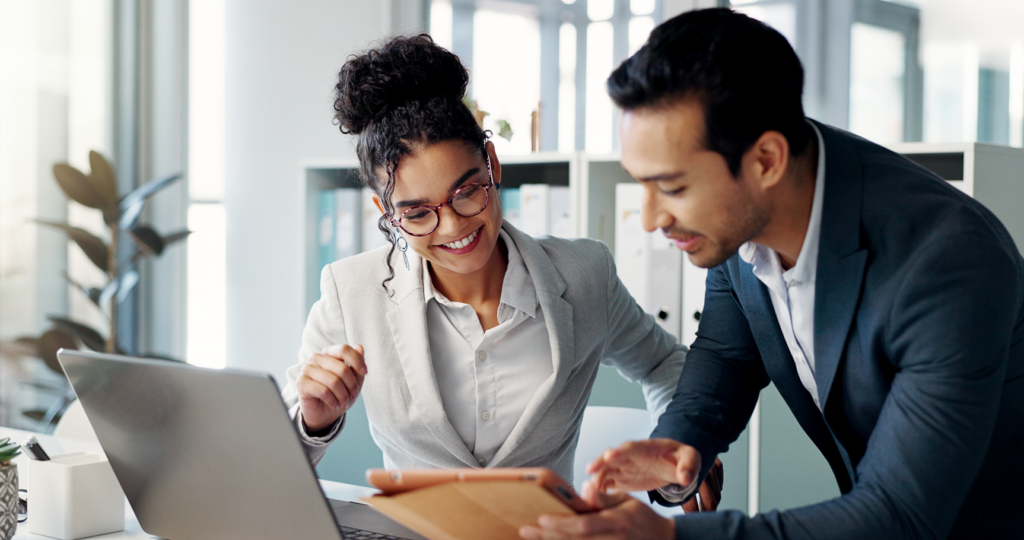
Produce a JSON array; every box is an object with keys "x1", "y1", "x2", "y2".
[{"x1": 422, "y1": 230, "x2": 553, "y2": 467}]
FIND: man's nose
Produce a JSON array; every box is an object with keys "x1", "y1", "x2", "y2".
[{"x1": 640, "y1": 185, "x2": 672, "y2": 233}]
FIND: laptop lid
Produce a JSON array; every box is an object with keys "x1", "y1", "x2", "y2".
[{"x1": 58, "y1": 349, "x2": 343, "y2": 540}]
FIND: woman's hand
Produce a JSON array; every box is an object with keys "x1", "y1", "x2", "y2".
[{"x1": 296, "y1": 344, "x2": 368, "y2": 433}]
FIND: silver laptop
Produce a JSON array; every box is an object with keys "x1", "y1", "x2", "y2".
[{"x1": 57, "y1": 349, "x2": 427, "y2": 540}]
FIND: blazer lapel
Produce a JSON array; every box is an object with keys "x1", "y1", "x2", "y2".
[
  {"x1": 738, "y1": 255, "x2": 854, "y2": 490},
  {"x1": 488, "y1": 223, "x2": 575, "y2": 467},
  {"x1": 812, "y1": 122, "x2": 869, "y2": 409},
  {"x1": 384, "y1": 249, "x2": 479, "y2": 467},
  {"x1": 737, "y1": 260, "x2": 822, "y2": 425}
]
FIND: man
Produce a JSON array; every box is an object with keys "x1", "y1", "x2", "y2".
[{"x1": 521, "y1": 7, "x2": 1024, "y2": 540}]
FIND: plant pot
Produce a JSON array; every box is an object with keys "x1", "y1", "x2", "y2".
[{"x1": 0, "y1": 463, "x2": 17, "y2": 540}]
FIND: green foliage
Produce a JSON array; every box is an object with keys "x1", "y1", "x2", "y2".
[
  {"x1": 28, "y1": 152, "x2": 191, "y2": 363},
  {"x1": 496, "y1": 119, "x2": 513, "y2": 142},
  {"x1": 0, "y1": 437, "x2": 21, "y2": 466},
  {"x1": 1, "y1": 150, "x2": 190, "y2": 416}
]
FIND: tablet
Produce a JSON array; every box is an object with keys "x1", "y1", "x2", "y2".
[{"x1": 366, "y1": 467, "x2": 594, "y2": 513}]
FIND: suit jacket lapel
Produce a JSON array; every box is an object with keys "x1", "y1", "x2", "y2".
[
  {"x1": 489, "y1": 223, "x2": 575, "y2": 467},
  {"x1": 738, "y1": 255, "x2": 855, "y2": 490},
  {"x1": 384, "y1": 249, "x2": 479, "y2": 467},
  {"x1": 738, "y1": 260, "x2": 822, "y2": 427},
  {"x1": 812, "y1": 121, "x2": 869, "y2": 409}
]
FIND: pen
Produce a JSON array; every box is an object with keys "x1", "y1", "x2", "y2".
[{"x1": 23, "y1": 436, "x2": 50, "y2": 461}]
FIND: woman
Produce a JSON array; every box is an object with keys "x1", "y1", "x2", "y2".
[{"x1": 280, "y1": 34, "x2": 717, "y2": 507}]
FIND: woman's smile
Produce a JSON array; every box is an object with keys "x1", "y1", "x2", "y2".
[{"x1": 435, "y1": 226, "x2": 483, "y2": 254}]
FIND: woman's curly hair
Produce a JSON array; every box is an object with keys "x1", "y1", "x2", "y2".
[{"x1": 333, "y1": 34, "x2": 488, "y2": 293}]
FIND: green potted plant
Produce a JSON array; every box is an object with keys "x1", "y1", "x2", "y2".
[
  {"x1": 0, "y1": 437, "x2": 21, "y2": 540},
  {"x1": 0, "y1": 150, "x2": 189, "y2": 430}
]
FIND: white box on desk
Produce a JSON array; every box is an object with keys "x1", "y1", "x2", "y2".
[{"x1": 28, "y1": 452, "x2": 124, "y2": 540}]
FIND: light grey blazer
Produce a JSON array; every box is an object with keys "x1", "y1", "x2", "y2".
[{"x1": 281, "y1": 221, "x2": 686, "y2": 483}]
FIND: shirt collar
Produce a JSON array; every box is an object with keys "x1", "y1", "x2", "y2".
[
  {"x1": 739, "y1": 121, "x2": 826, "y2": 287},
  {"x1": 421, "y1": 229, "x2": 537, "y2": 318}
]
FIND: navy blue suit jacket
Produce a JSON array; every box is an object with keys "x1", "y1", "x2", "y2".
[{"x1": 653, "y1": 122, "x2": 1024, "y2": 539}]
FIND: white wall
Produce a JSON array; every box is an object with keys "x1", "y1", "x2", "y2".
[{"x1": 224, "y1": 0, "x2": 392, "y2": 379}]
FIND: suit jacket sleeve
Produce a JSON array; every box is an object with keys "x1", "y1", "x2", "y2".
[
  {"x1": 598, "y1": 242, "x2": 688, "y2": 423},
  {"x1": 649, "y1": 261, "x2": 771, "y2": 507},
  {"x1": 281, "y1": 264, "x2": 350, "y2": 467},
  {"x1": 666, "y1": 234, "x2": 1022, "y2": 539}
]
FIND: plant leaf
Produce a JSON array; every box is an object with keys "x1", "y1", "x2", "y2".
[
  {"x1": 37, "y1": 328, "x2": 78, "y2": 374},
  {"x1": 18, "y1": 380, "x2": 66, "y2": 392},
  {"x1": 162, "y1": 229, "x2": 192, "y2": 247},
  {"x1": 118, "y1": 173, "x2": 182, "y2": 229},
  {"x1": 62, "y1": 270, "x2": 103, "y2": 308},
  {"x1": 88, "y1": 150, "x2": 118, "y2": 206},
  {"x1": 130, "y1": 225, "x2": 165, "y2": 256},
  {"x1": 497, "y1": 119, "x2": 513, "y2": 141},
  {"x1": 53, "y1": 163, "x2": 108, "y2": 210},
  {"x1": 21, "y1": 409, "x2": 49, "y2": 422},
  {"x1": 35, "y1": 220, "x2": 110, "y2": 272},
  {"x1": 0, "y1": 336, "x2": 40, "y2": 359},
  {"x1": 119, "y1": 200, "x2": 145, "y2": 231},
  {"x1": 117, "y1": 269, "x2": 139, "y2": 303},
  {"x1": 47, "y1": 316, "x2": 106, "y2": 352}
]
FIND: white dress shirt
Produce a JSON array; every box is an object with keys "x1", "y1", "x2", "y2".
[
  {"x1": 739, "y1": 122, "x2": 827, "y2": 409},
  {"x1": 422, "y1": 229, "x2": 553, "y2": 467}
]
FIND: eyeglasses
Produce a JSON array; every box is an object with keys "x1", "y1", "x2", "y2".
[{"x1": 388, "y1": 156, "x2": 496, "y2": 237}]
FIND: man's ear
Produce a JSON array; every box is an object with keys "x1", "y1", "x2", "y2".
[
  {"x1": 743, "y1": 130, "x2": 789, "y2": 192},
  {"x1": 372, "y1": 194, "x2": 385, "y2": 215}
]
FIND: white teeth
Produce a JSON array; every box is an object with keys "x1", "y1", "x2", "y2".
[{"x1": 444, "y1": 228, "x2": 479, "y2": 249}]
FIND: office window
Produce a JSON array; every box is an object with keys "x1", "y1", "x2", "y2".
[
  {"x1": 730, "y1": 1, "x2": 797, "y2": 48},
  {"x1": 472, "y1": 8, "x2": 541, "y2": 156},
  {"x1": 0, "y1": 0, "x2": 114, "y2": 429},
  {"x1": 1012, "y1": 41, "x2": 1023, "y2": 147},
  {"x1": 430, "y1": 0, "x2": 454, "y2": 50},
  {"x1": 850, "y1": 23, "x2": 905, "y2": 144},
  {"x1": 188, "y1": 0, "x2": 226, "y2": 368},
  {"x1": 923, "y1": 42, "x2": 979, "y2": 143},
  {"x1": 586, "y1": 21, "x2": 614, "y2": 153},
  {"x1": 588, "y1": 0, "x2": 614, "y2": 22},
  {"x1": 629, "y1": 16, "x2": 655, "y2": 55},
  {"x1": 631, "y1": 0, "x2": 656, "y2": 16},
  {"x1": 559, "y1": 22, "x2": 578, "y2": 153}
]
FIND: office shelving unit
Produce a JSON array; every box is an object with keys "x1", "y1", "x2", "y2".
[{"x1": 890, "y1": 142, "x2": 1024, "y2": 249}]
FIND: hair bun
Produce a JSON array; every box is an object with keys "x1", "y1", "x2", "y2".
[{"x1": 334, "y1": 34, "x2": 469, "y2": 135}]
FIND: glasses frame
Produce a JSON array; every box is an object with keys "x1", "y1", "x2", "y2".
[{"x1": 389, "y1": 155, "x2": 496, "y2": 237}]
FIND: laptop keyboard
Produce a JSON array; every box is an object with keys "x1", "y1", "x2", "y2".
[{"x1": 340, "y1": 526, "x2": 414, "y2": 540}]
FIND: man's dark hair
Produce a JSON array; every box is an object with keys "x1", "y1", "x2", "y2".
[{"x1": 607, "y1": 8, "x2": 811, "y2": 176}]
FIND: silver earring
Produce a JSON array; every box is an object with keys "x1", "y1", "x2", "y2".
[{"x1": 396, "y1": 234, "x2": 410, "y2": 270}]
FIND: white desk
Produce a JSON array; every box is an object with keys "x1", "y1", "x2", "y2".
[{"x1": 0, "y1": 427, "x2": 376, "y2": 540}]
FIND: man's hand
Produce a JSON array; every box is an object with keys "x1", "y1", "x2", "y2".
[
  {"x1": 296, "y1": 344, "x2": 367, "y2": 433},
  {"x1": 587, "y1": 438, "x2": 702, "y2": 495},
  {"x1": 520, "y1": 481, "x2": 675, "y2": 540}
]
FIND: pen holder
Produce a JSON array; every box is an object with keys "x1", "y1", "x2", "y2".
[{"x1": 28, "y1": 452, "x2": 125, "y2": 540}]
